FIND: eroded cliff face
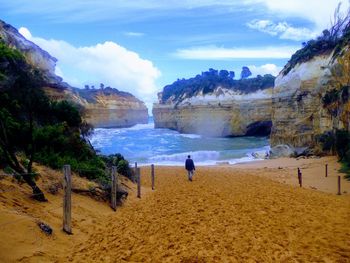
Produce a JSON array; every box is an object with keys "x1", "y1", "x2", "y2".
[
  {"x1": 1, "y1": 19, "x2": 148, "y2": 128},
  {"x1": 153, "y1": 88, "x2": 273, "y2": 137},
  {"x1": 270, "y1": 50, "x2": 350, "y2": 147},
  {"x1": 70, "y1": 89, "x2": 148, "y2": 128},
  {"x1": 43, "y1": 87, "x2": 148, "y2": 127}
]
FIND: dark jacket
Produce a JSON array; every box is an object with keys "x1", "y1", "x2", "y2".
[{"x1": 185, "y1": 158, "x2": 195, "y2": 171}]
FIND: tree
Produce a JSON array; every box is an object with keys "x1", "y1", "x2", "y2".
[
  {"x1": 100, "y1": 83, "x2": 104, "y2": 90},
  {"x1": 219, "y1": 70, "x2": 229, "y2": 79},
  {"x1": 0, "y1": 44, "x2": 48, "y2": 201},
  {"x1": 229, "y1": 71, "x2": 235, "y2": 79},
  {"x1": 240, "y1": 66, "x2": 252, "y2": 79}
]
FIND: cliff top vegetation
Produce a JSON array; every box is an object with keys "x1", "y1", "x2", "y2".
[
  {"x1": 282, "y1": 3, "x2": 350, "y2": 75},
  {"x1": 73, "y1": 84, "x2": 137, "y2": 103},
  {"x1": 160, "y1": 67, "x2": 275, "y2": 104}
]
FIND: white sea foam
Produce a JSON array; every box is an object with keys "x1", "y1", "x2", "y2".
[
  {"x1": 177, "y1": 133, "x2": 201, "y2": 139},
  {"x1": 143, "y1": 146, "x2": 270, "y2": 166},
  {"x1": 159, "y1": 138, "x2": 168, "y2": 144},
  {"x1": 150, "y1": 150, "x2": 220, "y2": 163},
  {"x1": 143, "y1": 154, "x2": 258, "y2": 166},
  {"x1": 124, "y1": 123, "x2": 154, "y2": 130}
]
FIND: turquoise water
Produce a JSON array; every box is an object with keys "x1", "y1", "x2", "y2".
[{"x1": 89, "y1": 121, "x2": 270, "y2": 166}]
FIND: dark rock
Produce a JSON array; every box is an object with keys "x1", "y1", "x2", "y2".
[
  {"x1": 37, "y1": 222, "x2": 53, "y2": 235},
  {"x1": 293, "y1": 147, "x2": 309, "y2": 157}
]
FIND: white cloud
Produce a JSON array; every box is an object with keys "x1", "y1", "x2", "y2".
[
  {"x1": 174, "y1": 45, "x2": 299, "y2": 59},
  {"x1": 124, "y1": 32, "x2": 145, "y2": 37},
  {"x1": 18, "y1": 27, "x2": 161, "y2": 106},
  {"x1": 249, "y1": 0, "x2": 349, "y2": 31},
  {"x1": 247, "y1": 19, "x2": 318, "y2": 41},
  {"x1": 248, "y1": 63, "x2": 282, "y2": 76}
]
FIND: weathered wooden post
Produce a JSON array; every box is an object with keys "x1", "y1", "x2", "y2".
[
  {"x1": 111, "y1": 166, "x2": 117, "y2": 211},
  {"x1": 297, "y1": 168, "x2": 302, "y2": 187},
  {"x1": 325, "y1": 164, "x2": 328, "y2": 177},
  {"x1": 63, "y1": 165, "x2": 72, "y2": 234},
  {"x1": 135, "y1": 162, "x2": 138, "y2": 174},
  {"x1": 151, "y1": 164, "x2": 155, "y2": 190},
  {"x1": 137, "y1": 167, "x2": 141, "y2": 198},
  {"x1": 337, "y1": 176, "x2": 341, "y2": 195}
]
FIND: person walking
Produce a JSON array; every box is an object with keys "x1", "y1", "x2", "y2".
[{"x1": 185, "y1": 155, "x2": 195, "y2": 181}]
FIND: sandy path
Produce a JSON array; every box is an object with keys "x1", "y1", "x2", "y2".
[{"x1": 68, "y1": 166, "x2": 350, "y2": 262}]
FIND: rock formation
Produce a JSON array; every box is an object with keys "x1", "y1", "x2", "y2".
[
  {"x1": 154, "y1": 41, "x2": 350, "y2": 147},
  {"x1": 70, "y1": 88, "x2": 148, "y2": 128},
  {"x1": 153, "y1": 88, "x2": 273, "y2": 137},
  {"x1": 0, "y1": 19, "x2": 148, "y2": 128},
  {"x1": 270, "y1": 49, "x2": 350, "y2": 147},
  {"x1": 0, "y1": 19, "x2": 68, "y2": 89}
]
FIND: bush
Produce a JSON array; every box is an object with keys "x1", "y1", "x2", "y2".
[
  {"x1": 335, "y1": 130, "x2": 350, "y2": 160},
  {"x1": 317, "y1": 131, "x2": 335, "y2": 152},
  {"x1": 282, "y1": 6, "x2": 350, "y2": 75},
  {"x1": 160, "y1": 70, "x2": 275, "y2": 103},
  {"x1": 319, "y1": 129, "x2": 350, "y2": 179},
  {"x1": 101, "y1": 154, "x2": 135, "y2": 181},
  {"x1": 0, "y1": 39, "x2": 134, "y2": 200}
]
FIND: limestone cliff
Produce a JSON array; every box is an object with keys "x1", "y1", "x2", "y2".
[
  {"x1": 270, "y1": 49, "x2": 350, "y2": 147},
  {"x1": 153, "y1": 88, "x2": 273, "y2": 137},
  {"x1": 70, "y1": 88, "x2": 148, "y2": 128},
  {"x1": 0, "y1": 19, "x2": 148, "y2": 128}
]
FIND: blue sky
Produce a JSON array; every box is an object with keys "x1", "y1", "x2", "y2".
[{"x1": 0, "y1": 0, "x2": 348, "y2": 109}]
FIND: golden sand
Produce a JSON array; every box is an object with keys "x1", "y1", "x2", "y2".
[{"x1": 0, "y1": 157, "x2": 349, "y2": 262}]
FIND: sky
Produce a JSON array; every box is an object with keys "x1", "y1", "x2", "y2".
[{"x1": 0, "y1": 0, "x2": 349, "y2": 111}]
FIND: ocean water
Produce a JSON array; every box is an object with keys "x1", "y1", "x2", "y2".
[
  {"x1": 90, "y1": 122, "x2": 269, "y2": 165},
  {"x1": 89, "y1": 121, "x2": 270, "y2": 166}
]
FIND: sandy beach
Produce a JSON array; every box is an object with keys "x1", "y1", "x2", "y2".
[{"x1": 0, "y1": 157, "x2": 350, "y2": 262}]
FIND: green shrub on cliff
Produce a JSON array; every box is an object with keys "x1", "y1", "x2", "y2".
[
  {"x1": 282, "y1": 4, "x2": 350, "y2": 75},
  {"x1": 160, "y1": 69, "x2": 275, "y2": 103}
]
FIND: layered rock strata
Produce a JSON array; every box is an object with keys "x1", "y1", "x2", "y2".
[
  {"x1": 270, "y1": 51, "x2": 350, "y2": 147},
  {"x1": 70, "y1": 89, "x2": 148, "y2": 128},
  {"x1": 153, "y1": 89, "x2": 273, "y2": 137}
]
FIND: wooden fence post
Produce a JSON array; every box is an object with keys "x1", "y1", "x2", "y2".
[
  {"x1": 337, "y1": 176, "x2": 341, "y2": 195},
  {"x1": 151, "y1": 164, "x2": 155, "y2": 190},
  {"x1": 297, "y1": 168, "x2": 302, "y2": 188},
  {"x1": 137, "y1": 167, "x2": 141, "y2": 198},
  {"x1": 325, "y1": 164, "x2": 328, "y2": 177},
  {"x1": 135, "y1": 162, "x2": 138, "y2": 174},
  {"x1": 63, "y1": 165, "x2": 72, "y2": 234},
  {"x1": 111, "y1": 166, "x2": 117, "y2": 211}
]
